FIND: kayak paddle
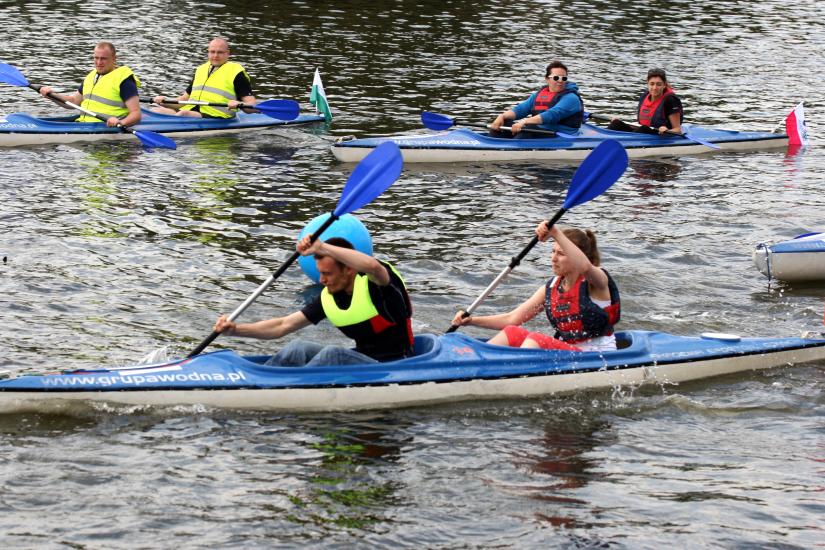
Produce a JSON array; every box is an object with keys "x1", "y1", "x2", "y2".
[
  {"x1": 421, "y1": 111, "x2": 567, "y2": 138},
  {"x1": 447, "y1": 139, "x2": 628, "y2": 333},
  {"x1": 0, "y1": 62, "x2": 176, "y2": 150},
  {"x1": 586, "y1": 112, "x2": 720, "y2": 150},
  {"x1": 188, "y1": 140, "x2": 404, "y2": 357},
  {"x1": 143, "y1": 98, "x2": 300, "y2": 121}
]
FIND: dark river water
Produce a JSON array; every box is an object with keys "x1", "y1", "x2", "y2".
[{"x1": 1, "y1": 1, "x2": 824, "y2": 547}]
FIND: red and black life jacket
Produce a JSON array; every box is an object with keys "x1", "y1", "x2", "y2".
[
  {"x1": 543, "y1": 270, "x2": 621, "y2": 343},
  {"x1": 637, "y1": 87, "x2": 682, "y2": 128},
  {"x1": 529, "y1": 86, "x2": 584, "y2": 128}
]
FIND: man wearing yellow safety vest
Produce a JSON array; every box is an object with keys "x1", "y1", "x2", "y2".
[
  {"x1": 151, "y1": 37, "x2": 256, "y2": 118},
  {"x1": 38, "y1": 41, "x2": 141, "y2": 127},
  {"x1": 214, "y1": 236, "x2": 415, "y2": 366}
]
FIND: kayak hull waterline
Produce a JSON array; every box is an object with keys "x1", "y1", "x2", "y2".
[
  {"x1": 1, "y1": 331, "x2": 823, "y2": 413},
  {"x1": 331, "y1": 124, "x2": 789, "y2": 163},
  {"x1": 0, "y1": 109, "x2": 325, "y2": 146}
]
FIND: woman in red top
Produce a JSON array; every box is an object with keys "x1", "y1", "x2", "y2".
[
  {"x1": 609, "y1": 68, "x2": 683, "y2": 135},
  {"x1": 451, "y1": 223, "x2": 620, "y2": 352}
]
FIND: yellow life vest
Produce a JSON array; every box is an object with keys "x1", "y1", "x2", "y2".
[
  {"x1": 320, "y1": 265, "x2": 406, "y2": 327},
  {"x1": 77, "y1": 66, "x2": 140, "y2": 122},
  {"x1": 181, "y1": 61, "x2": 249, "y2": 118}
]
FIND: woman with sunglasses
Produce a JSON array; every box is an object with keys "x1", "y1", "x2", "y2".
[
  {"x1": 451, "y1": 222, "x2": 620, "y2": 352},
  {"x1": 608, "y1": 68, "x2": 683, "y2": 135},
  {"x1": 490, "y1": 60, "x2": 584, "y2": 137}
]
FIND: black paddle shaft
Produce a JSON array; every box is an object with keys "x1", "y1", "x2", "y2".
[
  {"x1": 32, "y1": 83, "x2": 139, "y2": 132},
  {"x1": 188, "y1": 214, "x2": 339, "y2": 357},
  {"x1": 462, "y1": 119, "x2": 557, "y2": 137},
  {"x1": 142, "y1": 98, "x2": 251, "y2": 109},
  {"x1": 187, "y1": 250, "x2": 301, "y2": 357},
  {"x1": 447, "y1": 207, "x2": 567, "y2": 332},
  {"x1": 509, "y1": 207, "x2": 567, "y2": 269},
  {"x1": 590, "y1": 112, "x2": 684, "y2": 137}
]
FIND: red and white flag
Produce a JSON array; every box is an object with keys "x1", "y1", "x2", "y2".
[{"x1": 785, "y1": 101, "x2": 808, "y2": 146}]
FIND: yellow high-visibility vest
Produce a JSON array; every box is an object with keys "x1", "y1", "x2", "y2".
[
  {"x1": 320, "y1": 264, "x2": 406, "y2": 327},
  {"x1": 77, "y1": 66, "x2": 140, "y2": 122},
  {"x1": 181, "y1": 61, "x2": 248, "y2": 118}
]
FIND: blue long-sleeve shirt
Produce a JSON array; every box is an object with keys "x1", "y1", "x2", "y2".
[{"x1": 511, "y1": 82, "x2": 582, "y2": 133}]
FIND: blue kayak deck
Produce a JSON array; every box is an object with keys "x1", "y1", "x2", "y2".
[
  {"x1": 768, "y1": 233, "x2": 825, "y2": 254},
  {"x1": 4, "y1": 331, "x2": 823, "y2": 392},
  {"x1": 335, "y1": 124, "x2": 786, "y2": 151},
  {"x1": 0, "y1": 109, "x2": 325, "y2": 135}
]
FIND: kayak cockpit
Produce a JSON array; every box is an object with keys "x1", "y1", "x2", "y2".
[{"x1": 243, "y1": 333, "x2": 444, "y2": 368}]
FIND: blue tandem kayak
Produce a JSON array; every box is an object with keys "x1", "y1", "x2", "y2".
[
  {"x1": 0, "y1": 108, "x2": 325, "y2": 146},
  {"x1": 331, "y1": 123, "x2": 789, "y2": 163},
  {"x1": 1, "y1": 330, "x2": 823, "y2": 413}
]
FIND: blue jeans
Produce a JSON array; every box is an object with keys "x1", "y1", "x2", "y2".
[{"x1": 265, "y1": 339, "x2": 378, "y2": 367}]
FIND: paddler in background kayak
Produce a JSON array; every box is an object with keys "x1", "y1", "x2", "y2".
[
  {"x1": 38, "y1": 41, "x2": 142, "y2": 128},
  {"x1": 151, "y1": 37, "x2": 256, "y2": 118},
  {"x1": 608, "y1": 68, "x2": 684, "y2": 135},
  {"x1": 452, "y1": 222, "x2": 620, "y2": 352},
  {"x1": 490, "y1": 60, "x2": 584, "y2": 137},
  {"x1": 213, "y1": 236, "x2": 415, "y2": 366}
]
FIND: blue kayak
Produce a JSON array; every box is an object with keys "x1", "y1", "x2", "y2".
[
  {"x1": 0, "y1": 108, "x2": 325, "y2": 147},
  {"x1": 1, "y1": 330, "x2": 823, "y2": 413},
  {"x1": 331, "y1": 123, "x2": 789, "y2": 163}
]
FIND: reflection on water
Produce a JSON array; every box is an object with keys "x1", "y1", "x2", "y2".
[
  {"x1": 510, "y1": 417, "x2": 611, "y2": 528},
  {"x1": 287, "y1": 415, "x2": 409, "y2": 530},
  {"x1": 74, "y1": 145, "x2": 142, "y2": 238},
  {"x1": 781, "y1": 144, "x2": 807, "y2": 187},
  {"x1": 619, "y1": 158, "x2": 684, "y2": 214},
  {"x1": 251, "y1": 145, "x2": 301, "y2": 168},
  {"x1": 628, "y1": 158, "x2": 683, "y2": 183},
  {"x1": 0, "y1": 412, "x2": 98, "y2": 436},
  {"x1": 187, "y1": 137, "x2": 249, "y2": 248}
]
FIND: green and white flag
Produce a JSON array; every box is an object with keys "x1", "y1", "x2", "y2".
[{"x1": 309, "y1": 68, "x2": 332, "y2": 122}]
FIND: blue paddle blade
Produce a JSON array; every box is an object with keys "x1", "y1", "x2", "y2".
[
  {"x1": 132, "y1": 129, "x2": 177, "y2": 149},
  {"x1": 564, "y1": 140, "x2": 628, "y2": 209},
  {"x1": 334, "y1": 141, "x2": 403, "y2": 216},
  {"x1": 682, "y1": 128, "x2": 721, "y2": 150},
  {"x1": 0, "y1": 62, "x2": 30, "y2": 86},
  {"x1": 421, "y1": 111, "x2": 456, "y2": 131},
  {"x1": 255, "y1": 99, "x2": 300, "y2": 121}
]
